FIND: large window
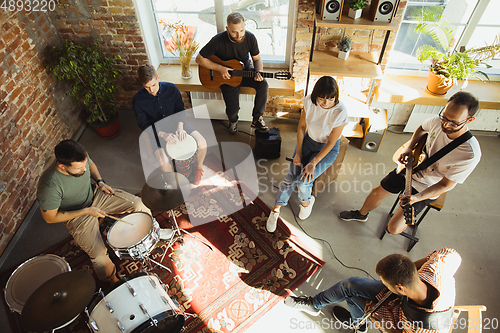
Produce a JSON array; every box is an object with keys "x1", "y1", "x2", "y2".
[
  {"x1": 146, "y1": 0, "x2": 294, "y2": 67},
  {"x1": 387, "y1": 0, "x2": 500, "y2": 78}
]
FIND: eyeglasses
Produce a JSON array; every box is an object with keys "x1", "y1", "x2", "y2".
[{"x1": 438, "y1": 109, "x2": 470, "y2": 128}]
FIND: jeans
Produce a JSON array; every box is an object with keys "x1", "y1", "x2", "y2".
[
  {"x1": 275, "y1": 133, "x2": 340, "y2": 206},
  {"x1": 220, "y1": 77, "x2": 268, "y2": 123},
  {"x1": 313, "y1": 277, "x2": 385, "y2": 322}
]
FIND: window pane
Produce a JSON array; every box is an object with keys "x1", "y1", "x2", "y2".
[
  {"x1": 223, "y1": 0, "x2": 289, "y2": 62},
  {"x1": 388, "y1": 0, "x2": 477, "y2": 71},
  {"x1": 152, "y1": 0, "x2": 218, "y2": 59}
]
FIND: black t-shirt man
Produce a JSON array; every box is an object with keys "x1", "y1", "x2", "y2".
[
  {"x1": 199, "y1": 30, "x2": 260, "y2": 70},
  {"x1": 195, "y1": 12, "x2": 269, "y2": 134}
]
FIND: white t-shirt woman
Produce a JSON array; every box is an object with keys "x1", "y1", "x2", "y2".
[{"x1": 267, "y1": 76, "x2": 348, "y2": 232}]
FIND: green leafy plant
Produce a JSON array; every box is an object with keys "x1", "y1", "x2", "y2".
[
  {"x1": 415, "y1": 17, "x2": 500, "y2": 87},
  {"x1": 349, "y1": 0, "x2": 368, "y2": 11},
  {"x1": 46, "y1": 40, "x2": 122, "y2": 125},
  {"x1": 338, "y1": 36, "x2": 353, "y2": 52}
]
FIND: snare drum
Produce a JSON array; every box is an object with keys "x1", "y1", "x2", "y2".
[
  {"x1": 166, "y1": 134, "x2": 197, "y2": 176},
  {"x1": 4, "y1": 254, "x2": 70, "y2": 313},
  {"x1": 88, "y1": 272, "x2": 185, "y2": 333},
  {"x1": 107, "y1": 212, "x2": 160, "y2": 260}
]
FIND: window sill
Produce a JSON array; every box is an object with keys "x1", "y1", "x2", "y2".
[
  {"x1": 374, "y1": 75, "x2": 500, "y2": 109},
  {"x1": 157, "y1": 64, "x2": 295, "y2": 96}
]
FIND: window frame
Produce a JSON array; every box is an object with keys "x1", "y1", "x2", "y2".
[
  {"x1": 387, "y1": 0, "x2": 500, "y2": 81},
  {"x1": 133, "y1": 0, "x2": 296, "y2": 70}
]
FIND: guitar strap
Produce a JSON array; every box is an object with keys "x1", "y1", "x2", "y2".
[
  {"x1": 413, "y1": 131, "x2": 473, "y2": 173},
  {"x1": 401, "y1": 297, "x2": 454, "y2": 330}
]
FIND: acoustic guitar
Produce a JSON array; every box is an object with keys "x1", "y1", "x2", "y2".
[
  {"x1": 198, "y1": 55, "x2": 292, "y2": 89},
  {"x1": 392, "y1": 134, "x2": 427, "y2": 225}
]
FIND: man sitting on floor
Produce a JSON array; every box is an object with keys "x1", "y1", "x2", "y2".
[
  {"x1": 340, "y1": 91, "x2": 481, "y2": 235},
  {"x1": 37, "y1": 140, "x2": 150, "y2": 284},
  {"x1": 133, "y1": 64, "x2": 207, "y2": 185},
  {"x1": 284, "y1": 248, "x2": 461, "y2": 333}
]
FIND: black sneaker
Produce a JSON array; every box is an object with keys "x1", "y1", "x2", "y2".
[
  {"x1": 251, "y1": 116, "x2": 269, "y2": 133},
  {"x1": 339, "y1": 210, "x2": 369, "y2": 222},
  {"x1": 283, "y1": 295, "x2": 321, "y2": 316},
  {"x1": 332, "y1": 306, "x2": 367, "y2": 333},
  {"x1": 229, "y1": 121, "x2": 238, "y2": 135}
]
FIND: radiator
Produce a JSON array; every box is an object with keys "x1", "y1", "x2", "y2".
[
  {"x1": 405, "y1": 105, "x2": 499, "y2": 132},
  {"x1": 404, "y1": 105, "x2": 442, "y2": 132},
  {"x1": 190, "y1": 91, "x2": 255, "y2": 121}
]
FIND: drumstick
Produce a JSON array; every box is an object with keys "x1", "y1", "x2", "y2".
[
  {"x1": 104, "y1": 214, "x2": 134, "y2": 226},
  {"x1": 112, "y1": 193, "x2": 134, "y2": 204}
]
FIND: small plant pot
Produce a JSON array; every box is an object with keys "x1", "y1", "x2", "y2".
[
  {"x1": 426, "y1": 69, "x2": 453, "y2": 95},
  {"x1": 338, "y1": 50, "x2": 350, "y2": 60},
  {"x1": 348, "y1": 8, "x2": 362, "y2": 19}
]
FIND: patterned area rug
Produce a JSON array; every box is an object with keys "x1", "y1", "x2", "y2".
[{"x1": 2, "y1": 156, "x2": 324, "y2": 333}]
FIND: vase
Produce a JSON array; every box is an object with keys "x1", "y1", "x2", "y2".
[
  {"x1": 338, "y1": 50, "x2": 350, "y2": 60},
  {"x1": 181, "y1": 61, "x2": 192, "y2": 79},
  {"x1": 426, "y1": 69, "x2": 453, "y2": 95},
  {"x1": 348, "y1": 8, "x2": 362, "y2": 19}
]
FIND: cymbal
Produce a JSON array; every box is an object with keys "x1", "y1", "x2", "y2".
[
  {"x1": 142, "y1": 171, "x2": 191, "y2": 212},
  {"x1": 21, "y1": 271, "x2": 95, "y2": 332}
]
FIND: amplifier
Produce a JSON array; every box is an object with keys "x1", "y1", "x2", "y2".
[{"x1": 254, "y1": 127, "x2": 281, "y2": 159}]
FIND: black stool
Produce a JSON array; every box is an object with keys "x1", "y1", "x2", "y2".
[{"x1": 380, "y1": 192, "x2": 447, "y2": 252}]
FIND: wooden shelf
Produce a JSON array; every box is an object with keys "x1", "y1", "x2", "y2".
[
  {"x1": 157, "y1": 64, "x2": 295, "y2": 96},
  {"x1": 315, "y1": 11, "x2": 399, "y2": 31},
  {"x1": 375, "y1": 75, "x2": 500, "y2": 110},
  {"x1": 310, "y1": 50, "x2": 382, "y2": 78}
]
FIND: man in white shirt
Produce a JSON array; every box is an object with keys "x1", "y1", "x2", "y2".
[{"x1": 340, "y1": 91, "x2": 481, "y2": 235}]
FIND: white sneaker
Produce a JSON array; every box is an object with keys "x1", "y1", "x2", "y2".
[
  {"x1": 266, "y1": 211, "x2": 279, "y2": 232},
  {"x1": 298, "y1": 196, "x2": 315, "y2": 220}
]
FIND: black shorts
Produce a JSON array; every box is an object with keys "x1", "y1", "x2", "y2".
[{"x1": 380, "y1": 169, "x2": 436, "y2": 216}]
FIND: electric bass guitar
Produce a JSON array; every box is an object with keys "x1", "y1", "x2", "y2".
[
  {"x1": 198, "y1": 55, "x2": 292, "y2": 89},
  {"x1": 392, "y1": 134, "x2": 428, "y2": 225}
]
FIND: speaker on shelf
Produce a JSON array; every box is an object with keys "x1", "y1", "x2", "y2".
[
  {"x1": 317, "y1": 0, "x2": 343, "y2": 21},
  {"x1": 369, "y1": 0, "x2": 400, "y2": 23}
]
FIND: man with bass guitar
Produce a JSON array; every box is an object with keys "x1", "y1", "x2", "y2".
[
  {"x1": 195, "y1": 12, "x2": 269, "y2": 135},
  {"x1": 340, "y1": 91, "x2": 481, "y2": 235}
]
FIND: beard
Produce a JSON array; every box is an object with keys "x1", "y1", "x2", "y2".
[
  {"x1": 441, "y1": 123, "x2": 464, "y2": 134},
  {"x1": 67, "y1": 170, "x2": 86, "y2": 177},
  {"x1": 228, "y1": 33, "x2": 245, "y2": 44}
]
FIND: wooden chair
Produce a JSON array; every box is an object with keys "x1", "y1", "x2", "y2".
[
  {"x1": 380, "y1": 192, "x2": 447, "y2": 252},
  {"x1": 449, "y1": 305, "x2": 487, "y2": 333}
]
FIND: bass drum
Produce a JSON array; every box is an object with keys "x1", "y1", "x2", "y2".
[{"x1": 88, "y1": 272, "x2": 185, "y2": 333}]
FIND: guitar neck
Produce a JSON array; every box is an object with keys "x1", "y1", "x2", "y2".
[
  {"x1": 230, "y1": 70, "x2": 274, "y2": 79},
  {"x1": 404, "y1": 161, "x2": 413, "y2": 197}
]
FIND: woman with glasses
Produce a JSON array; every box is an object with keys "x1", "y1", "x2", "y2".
[
  {"x1": 339, "y1": 91, "x2": 481, "y2": 236},
  {"x1": 266, "y1": 76, "x2": 348, "y2": 232}
]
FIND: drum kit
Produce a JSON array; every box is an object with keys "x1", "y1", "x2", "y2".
[{"x1": 4, "y1": 155, "x2": 208, "y2": 332}]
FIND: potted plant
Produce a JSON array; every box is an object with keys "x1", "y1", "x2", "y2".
[
  {"x1": 416, "y1": 17, "x2": 500, "y2": 95},
  {"x1": 160, "y1": 20, "x2": 199, "y2": 79},
  {"x1": 338, "y1": 36, "x2": 353, "y2": 60},
  {"x1": 348, "y1": 0, "x2": 368, "y2": 20},
  {"x1": 46, "y1": 40, "x2": 122, "y2": 138}
]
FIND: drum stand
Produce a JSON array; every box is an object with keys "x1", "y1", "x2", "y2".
[
  {"x1": 158, "y1": 209, "x2": 213, "y2": 263},
  {"x1": 139, "y1": 253, "x2": 172, "y2": 273}
]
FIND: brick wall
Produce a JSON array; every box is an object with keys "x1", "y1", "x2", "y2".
[
  {"x1": 48, "y1": 0, "x2": 149, "y2": 109},
  {"x1": 0, "y1": 10, "x2": 81, "y2": 255}
]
